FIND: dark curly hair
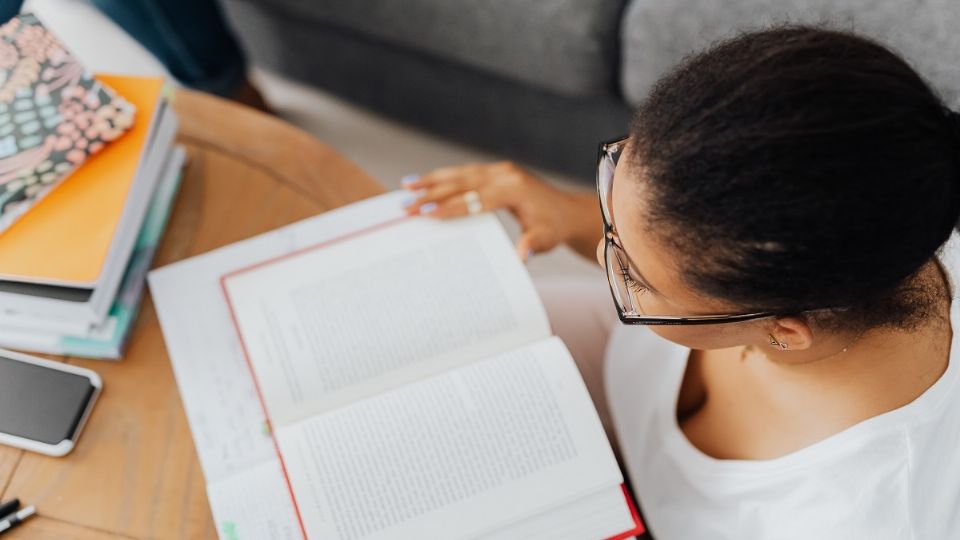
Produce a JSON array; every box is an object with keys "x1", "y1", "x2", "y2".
[{"x1": 630, "y1": 25, "x2": 960, "y2": 332}]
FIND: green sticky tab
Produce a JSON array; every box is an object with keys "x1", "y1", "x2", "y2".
[{"x1": 222, "y1": 521, "x2": 239, "y2": 540}]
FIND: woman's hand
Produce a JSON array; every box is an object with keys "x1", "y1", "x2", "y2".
[{"x1": 401, "y1": 162, "x2": 601, "y2": 261}]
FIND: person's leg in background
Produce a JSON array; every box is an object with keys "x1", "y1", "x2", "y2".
[
  {"x1": 535, "y1": 275, "x2": 620, "y2": 445},
  {"x1": 90, "y1": 0, "x2": 271, "y2": 111},
  {"x1": 0, "y1": 0, "x2": 23, "y2": 23}
]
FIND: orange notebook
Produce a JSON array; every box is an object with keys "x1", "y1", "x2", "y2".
[{"x1": 0, "y1": 75, "x2": 165, "y2": 286}]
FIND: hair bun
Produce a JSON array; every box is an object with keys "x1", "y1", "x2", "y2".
[
  {"x1": 947, "y1": 109, "x2": 960, "y2": 232},
  {"x1": 948, "y1": 109, "x2": 960, "y2": 145}
]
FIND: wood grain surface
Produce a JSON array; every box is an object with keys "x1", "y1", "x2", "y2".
[{"x1": 0, "y1": 89, "x2": 384, "y2": 539}]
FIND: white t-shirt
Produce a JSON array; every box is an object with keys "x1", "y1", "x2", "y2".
[{"x1": 605, "y1": 233, "x2": 960, "y2": 540}]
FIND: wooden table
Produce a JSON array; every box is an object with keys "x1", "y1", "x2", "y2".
[{"x1": 0, "y1": 90, "x2": 384, "y2": 539}]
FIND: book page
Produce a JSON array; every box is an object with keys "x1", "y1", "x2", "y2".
[
  {"x1": 478, "y1": 485, "x2": 640, "y2": 540},
  {"x1": 223, "y1": 214, "x2": 550, "y2": 426},
  {"x1": 206, "y1": 458, "x2": 301, "y2": 540},
  {"x1": 274, "y1": 337, "x2": 623, "y2": 540},
  {"x1": 152, "y1": 190, "x2": 413, "y2": 484}
]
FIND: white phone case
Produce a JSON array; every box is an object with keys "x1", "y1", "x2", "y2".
[{"x1": 0, "y1": 348, "x2": 102, "y2": 456}]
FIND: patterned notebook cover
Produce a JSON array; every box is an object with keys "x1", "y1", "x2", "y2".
[{"x1": 0, "y1": 13, "x2": 135, "y2": 233}]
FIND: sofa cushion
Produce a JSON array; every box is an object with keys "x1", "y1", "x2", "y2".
[
  {"x1": 621, "y1": 0, "x2": 960, "y2": 108},
  {"x1": 234, "y1": 0, "x2": 627, "y2": 98}
]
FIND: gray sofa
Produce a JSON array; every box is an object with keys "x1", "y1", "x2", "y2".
[{"x1": 221, "y1": 0, "x2": 960, "y2": 182}]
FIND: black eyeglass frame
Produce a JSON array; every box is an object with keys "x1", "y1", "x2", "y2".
[{"x1": 596, "y1": 136, "x2": 782, "y2": 326}]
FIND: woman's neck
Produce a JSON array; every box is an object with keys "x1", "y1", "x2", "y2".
[{"x1": 751, "y1": 260, "x2": 953, "y2": 418}]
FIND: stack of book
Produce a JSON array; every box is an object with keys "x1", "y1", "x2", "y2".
[{"x1": 0, "y1": 14, "x2": 185, "y2": 359}]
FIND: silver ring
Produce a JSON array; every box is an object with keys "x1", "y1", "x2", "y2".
[{"x1": 464, "y1": 190, "x2": 482, "y2": 215}]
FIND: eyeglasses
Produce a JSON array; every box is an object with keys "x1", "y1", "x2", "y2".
[{"x1": 597, "y1": 136, "x2": 779, "y2": 326}]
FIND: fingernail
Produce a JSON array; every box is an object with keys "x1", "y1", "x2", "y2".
[
  {"x1": 420, "y1": 202, "x2": 438, "y2": 214},
  {"x1": 401, "y1": 174, "x2": 419, "y2": 186},
  {"x1": 526, "y1": 249, "x2": 534, "y2": 261},
  {"x1": 400, "y1": 194, "x2": 415, "y2": 208}
]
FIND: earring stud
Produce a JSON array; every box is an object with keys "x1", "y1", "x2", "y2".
[{"x1": 768, "y1": 334, "x2": 788, "y2": 350}]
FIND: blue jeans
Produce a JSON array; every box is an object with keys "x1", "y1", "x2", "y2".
[{"x1": 0, "y1": 0, "x2": 248, "y2": 97}]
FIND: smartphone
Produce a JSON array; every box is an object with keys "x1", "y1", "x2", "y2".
[{"x1": 0, "y1": 348, "x2": 102, "y2": 456}]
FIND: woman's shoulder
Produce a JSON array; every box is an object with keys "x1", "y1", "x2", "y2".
[
  {"x1": 603, "y1": 325, "x2": 689, "y2": 444},
  {"x1": 937, "y1": 231, "x2": 960, "y2": 289},
  {"x1": 604, "y1": 325, "x2": 689, "y2": 390}
]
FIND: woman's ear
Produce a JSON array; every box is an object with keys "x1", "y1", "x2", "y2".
[{"x1": 769, "y1": 316, "x2": 814, "y2": 351}]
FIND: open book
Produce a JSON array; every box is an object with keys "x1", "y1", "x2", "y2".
[{"x1": 220, "y1": 213, "x2": 644, "y2": 540}]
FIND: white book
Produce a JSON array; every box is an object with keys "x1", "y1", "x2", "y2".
[
  {"x1": 151, "y1": 192, "x2": 644, "y2": 540},
  {"x1": 0, "y1": 146, "x2": 186, "y2": 359},
  {"x1": 0, "y1": 101, "x2": 177, "y2": 328}
]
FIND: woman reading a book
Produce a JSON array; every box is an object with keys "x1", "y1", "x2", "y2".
[{"x1": 402, "y1": 26, "x2": 960, "y2": 539}]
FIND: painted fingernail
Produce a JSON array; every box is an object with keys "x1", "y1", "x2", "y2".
[
  {"x1": 526, "y1": 249, "x2": 534, "y2": 261},
  {"x1": 401, "y1": 174, "x2": 419, "y2": 186},
  {"x1": 420, "y1": 202, "x2": 438, "y2": 214},
  {"x1": 401, "y1": 194, "x2": 415, "y2": 208}
]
